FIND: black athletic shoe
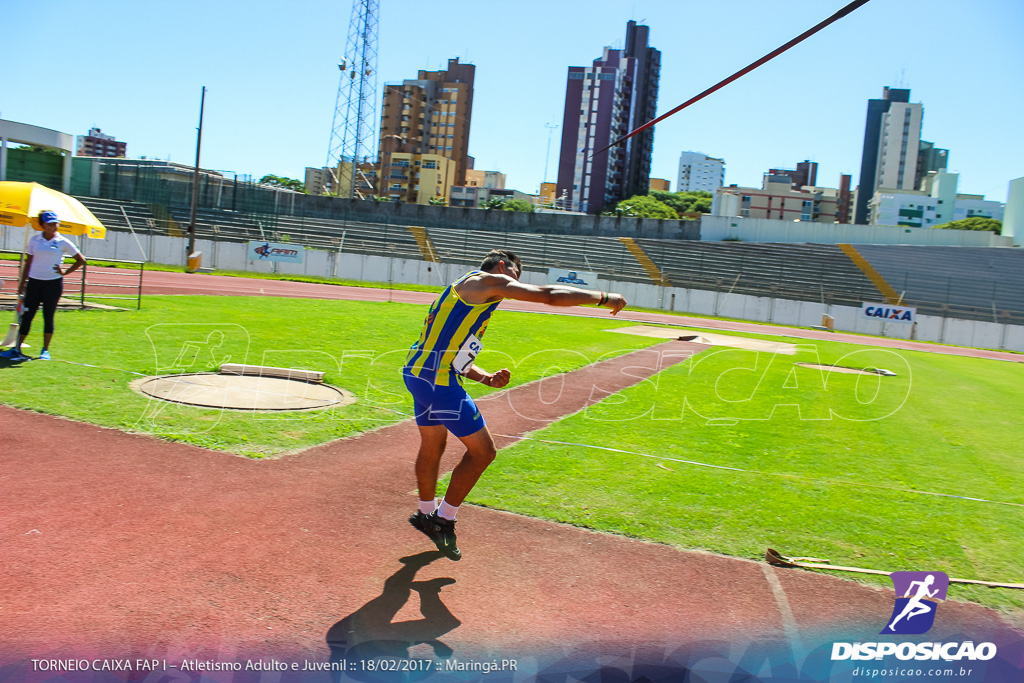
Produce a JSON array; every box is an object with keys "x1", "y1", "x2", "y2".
[
  {"x1": 0, "y1": 348, "x2": 29, "y2": 362},
  {"x1": 409, "y1": 511, "x2": 461, "y2": 561}
]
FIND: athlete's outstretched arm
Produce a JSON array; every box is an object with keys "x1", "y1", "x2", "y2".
[{"x1": 465, "y1": 274, "x2": 628, "y2": 315}]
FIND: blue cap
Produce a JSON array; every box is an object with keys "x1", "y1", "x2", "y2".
[{"x1": 39, "y1": 210, "x2": 60, "y2": 224}]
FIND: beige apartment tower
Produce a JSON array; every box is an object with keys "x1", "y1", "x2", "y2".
[
  {"x1": 379, "y1": 57, "x2": 474, "y2": 199},
  {"x1": 379, "y1": 153, "x2": 456, "y2": 205}
]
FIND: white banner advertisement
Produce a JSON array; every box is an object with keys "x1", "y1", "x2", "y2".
[
  {"x1": 547, "y1": 268, "x2": 599, "y2": 287},
  {"x1": 862, "y1": 302, "x2": 917, "y2": 324},
  {"x1": 248, "y1": 241, "x2": 303, "y2": 264}
]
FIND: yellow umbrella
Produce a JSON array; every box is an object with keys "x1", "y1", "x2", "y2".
[
  {"x1": 0, "y1": 181, "x2": 106, "y2": 239},
  {"x1": 0, "y1": 182, "x2": 107, "y2": 349}
]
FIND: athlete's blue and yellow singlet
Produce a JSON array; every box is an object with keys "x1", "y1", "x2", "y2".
[{"x1": 404, "y1": 271, "x2": 501, "y2": 386}]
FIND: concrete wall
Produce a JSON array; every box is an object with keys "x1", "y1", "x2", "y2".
[
  {"x1": 701, "y1": 214, "x2": 1014, "y2": 247},
  {"x1": 3, "y1": 224, "x2": 1021, "y2": 352}
]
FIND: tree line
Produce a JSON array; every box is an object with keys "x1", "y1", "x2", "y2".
[{"x1": 602, "y1": 190, "x2": 713, "y2": 219}]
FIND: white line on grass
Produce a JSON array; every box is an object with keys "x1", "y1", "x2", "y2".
[{"x1": 494, "y1": 434, "x2": 1024, "y2": 509}]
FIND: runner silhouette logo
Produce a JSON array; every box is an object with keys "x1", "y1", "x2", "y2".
[{"x1": 881, "y1": 571, "x2": 949, "y2": 635}]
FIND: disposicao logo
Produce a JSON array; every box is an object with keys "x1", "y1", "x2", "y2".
[
  {"x1": 831, "y1": 569, "x2": 998, "y2": 663},
  {"x1": 882, "y1": 571, "x2": 948, "y2": 635}
]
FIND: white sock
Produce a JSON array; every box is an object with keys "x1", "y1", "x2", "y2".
[
  {"x1": 418, "y1": 499, "x2": 438, "y2": 515},
  {"x1": 437, "y1": 500, "x2": 459, "y2": 520}
]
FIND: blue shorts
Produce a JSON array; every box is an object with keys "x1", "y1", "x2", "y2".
[{"x1": 402, "y1": 368, "x2": 486, "y2": 438}]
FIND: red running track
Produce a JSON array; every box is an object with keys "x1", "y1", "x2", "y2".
[{"x1": 1, "y1": 269, "x2": 1021, "y2": 680}]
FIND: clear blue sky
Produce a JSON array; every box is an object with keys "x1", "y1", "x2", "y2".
[{"x1": 5, "y1": 0, "x2": 1022, "y2": 201}]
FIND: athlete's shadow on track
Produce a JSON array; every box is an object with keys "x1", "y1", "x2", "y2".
[{"x1": 326, "y1": 551, "x2": 460, "y2": 675}]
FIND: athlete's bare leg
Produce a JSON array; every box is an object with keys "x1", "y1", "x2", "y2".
[
  {"x1": 415, "y1": 425, "x2": 449, "y2": 503},
  {"x1": 441, "y1": 426, "x2": 497, "y2": 507}
]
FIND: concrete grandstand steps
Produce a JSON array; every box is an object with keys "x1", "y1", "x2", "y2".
[
  {"x1": 168, "y1": 207, "x2": 266, "y2": 242},
  {"x1": 424, "y1": 227, "x2": 653, "y2": 283},
  {"x1": 269, "y1": 217, "x2": 422, "y2": 259},
  {"x1": 78, "y1": 197, "x2": 422, "y2": 260},
  {"x1": 618, "y1": 237, "x2": 671, "y2": 286},
  {"x1": 158, "y1": 207, "x2": 423, "y2": 259},
  {"x1": 74, "y1": 196, "x2": 162, "y2": 233},
  {"x1": 854, "y1": 245, "x2": 1024, "y2": 321},
  {"x1": 408, "y1": 226, "x2": 440, "y2": 263},
  {"x1": 634, "y1": 240, "x2": 883, "y2": 307}
]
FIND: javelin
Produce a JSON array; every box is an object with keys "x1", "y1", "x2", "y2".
[{"x1": 592, "y1": 0, "x2": 872, "y2": 157}]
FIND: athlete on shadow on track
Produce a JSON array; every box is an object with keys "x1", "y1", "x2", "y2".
[{"x1": 403, "y1": 249, "x2": 627, "y2": 560}]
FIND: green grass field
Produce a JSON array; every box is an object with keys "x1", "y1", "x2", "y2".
[
  {"x1": 0, "y1": 295, "x2": 661, "y2": 456},
  {"x1": 467, "y1": 336, "x2": 1024, "y2": 618},
  {"x1": 1, "y1": 291, "x2": 1021, "y2": 619}
]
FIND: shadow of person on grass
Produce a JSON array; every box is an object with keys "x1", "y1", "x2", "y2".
[{"x1": 326, "y1": 551, "x2": 460, "y2": 680}]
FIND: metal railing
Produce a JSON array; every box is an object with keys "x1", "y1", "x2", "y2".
[
  {"x1": 77, "y1": 259, "x2": 145, "y2": 310},
  {"x1": 0, "y1": 251, "x2": 144, "y2": 310}
]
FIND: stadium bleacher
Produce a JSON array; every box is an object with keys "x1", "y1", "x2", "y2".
[
  {"x1": 425, "y1": 227, "x2": 653, "y2": 283},
  {"x1": 854, "y1": 244, "x2": 1024, "y2": 322},
  {"x1": 76, "y1": 197, "x2": 163, "y2": 234},
  {"x1": 73, "y1": 195, "x2": 1024, "y2": 323},
  {"x1": 164, "y1": 206, "x2": 424, "y2": 260},
  {"x1": 635, "y1": 240, "x2": 883, "y2": 307}
]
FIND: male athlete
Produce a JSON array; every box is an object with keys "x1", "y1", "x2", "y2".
[{"x1": 403, "y1": 249, "x2": 626, "y2": 560}]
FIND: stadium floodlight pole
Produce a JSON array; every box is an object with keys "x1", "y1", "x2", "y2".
[
  {"x1": 187, "y1": 85, "x2": 206, "y2": 262},
  {"x1": 326, "y1": 0, "x2": 380, "y2": 200},
  {"x1": 592, "y1": 0, "x2": 871, "y2": 158},
  {"x1": 543, "y1": 122, "x2": 559, "y2": 183}
]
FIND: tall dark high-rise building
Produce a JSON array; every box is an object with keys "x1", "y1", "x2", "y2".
[
  {"x1": 853, "y1": 87, "x2": 945, "y2": 225},
  {"x1": 855, "y1": 87, "x2": 908, "y2": 224},
  {"x1": 622, "y1": 21, "x2": 660, "y2": 200},
  {"x1": 555, "y1": 21, "x2": 660, "y2": 214}
]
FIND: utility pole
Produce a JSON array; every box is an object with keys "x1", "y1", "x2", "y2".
[
  {"x1": 187, "y1": 86, "x2": 205, "y2": 266},
  {"x1": 543, "y1": 122, "x2": 559, "y2": 183}
]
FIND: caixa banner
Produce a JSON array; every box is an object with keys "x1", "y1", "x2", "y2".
[
  {"x1": 862, "y1": 302, "x2": 916, "y2": 324},
  {"x1": 248, "y1": 241, "x2": 303, "y2": 264},
  {"x1": 547, "y1": 268, "x2": 599, "y2": 287}
]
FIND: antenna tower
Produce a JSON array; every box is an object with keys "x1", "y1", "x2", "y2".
[{"x1": 326, "y1": 0, "x2": 379, "y2": 199}]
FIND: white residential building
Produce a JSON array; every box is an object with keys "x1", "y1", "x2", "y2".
[
  {"x1": 875, "y1": 101, "x2": 923, "y2": 191},
  {"x1": 869, "y1": 171, "x2": 1004, "y2": 227},
  {"x1": 868, "y1": 190, "x2": 940, "y2": 228},
  {"x1": 1003, "y1": 177, "x2": 1024, "y2": 245},
  {"x1": 952, "y1": 195, "x2": 1005, "y2": 222},
  {"x1": 677, "y1": 151, "x2": 724, "y2": 193}
]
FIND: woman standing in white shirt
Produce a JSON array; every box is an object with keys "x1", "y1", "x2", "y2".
[{"x1": 1, "y1": 210, "x2": 87, "y2": 361}]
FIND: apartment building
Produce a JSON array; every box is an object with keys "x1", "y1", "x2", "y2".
[{"x1": 379, "y1": 57, "x2": 474, "y2": 193}]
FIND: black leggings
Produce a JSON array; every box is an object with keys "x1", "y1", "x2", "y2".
[{"x1": 21, "y1": 277, "x2": 63, "y2": 337}]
